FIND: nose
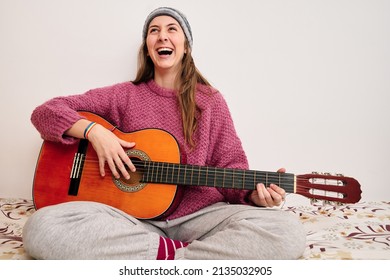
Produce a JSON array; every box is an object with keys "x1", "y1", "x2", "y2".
[{"x1": 158, "y1": 31, "x2": 168, "y2": 42}]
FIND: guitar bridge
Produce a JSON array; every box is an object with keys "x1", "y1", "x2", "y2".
[{"x1": 68, "y1": 139, "x2": 88, "y2": 196}]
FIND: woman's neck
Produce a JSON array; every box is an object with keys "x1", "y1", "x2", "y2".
[{"x1": 154, "y1": 69, "x2": 178, "y2": 90}]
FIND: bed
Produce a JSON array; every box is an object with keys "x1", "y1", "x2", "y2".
[{"x1": 1, "y1": 195, "x2": 389, "y2": 260}]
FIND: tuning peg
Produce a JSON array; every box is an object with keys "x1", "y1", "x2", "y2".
[
  {"x1": 310, "y1": 198, "x2": 318, "y2": 205},
  {"x1": 322, "y1": 200, "x2": 330, "y2": 206},
  {"x1": 327, "y1": 200, "x2": 344, "y2": 207},
  {"x1": 336, "y1": 173, "x2": 344, "y2": 177}
]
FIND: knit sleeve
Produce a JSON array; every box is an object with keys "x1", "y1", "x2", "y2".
[
  {"x1": 205, "y1": 92, "x2": 254, "y2": 205},
  {"x1": 31, "y1": 82, "x2": 130, "y2": 144}
]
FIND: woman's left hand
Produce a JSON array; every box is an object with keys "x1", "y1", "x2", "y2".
[{"x1": 249, "y1": 168, "x2": 287, "y2": 207}]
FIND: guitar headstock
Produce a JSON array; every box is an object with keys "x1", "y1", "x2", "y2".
[{"x1": 296, "y1": 172, "x2": 362, "y2": 204}]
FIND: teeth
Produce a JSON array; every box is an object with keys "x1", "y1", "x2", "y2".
[
  {"x1": 157, "y1": 48, "x2": 173, "y2": 55},
  {"x1": 157, "y1": 48, "x2": 172, "y2": 52}
]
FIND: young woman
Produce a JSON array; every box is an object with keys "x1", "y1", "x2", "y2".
[{"x1": 23, "y1": 7, "x2": 306, "y2": 260}]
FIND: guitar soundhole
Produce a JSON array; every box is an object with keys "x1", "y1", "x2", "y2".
[{"x1": 112, "y1": 149, "x2": 150, "y2": 193}]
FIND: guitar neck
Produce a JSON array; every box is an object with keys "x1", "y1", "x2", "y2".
[{"x1": 136, "y1": 160, "x2": 296, "y2": 192}]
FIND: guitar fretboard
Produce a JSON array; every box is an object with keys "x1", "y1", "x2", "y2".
[{"x1": 133, "y1": 160, "x2": 295, "y2": 192}]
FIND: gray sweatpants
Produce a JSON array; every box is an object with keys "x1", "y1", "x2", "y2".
[{"x1": 23, "y1": 201, "x2": 306, "y2": 260}]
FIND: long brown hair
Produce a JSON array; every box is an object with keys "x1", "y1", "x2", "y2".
[{"x1": 132, "y1": 41, "x2": 211, "y2": 148}]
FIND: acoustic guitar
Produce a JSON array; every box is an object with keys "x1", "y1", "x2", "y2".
[{"x1": 32, "y1": 111, "x2": 362, "y2": 219}]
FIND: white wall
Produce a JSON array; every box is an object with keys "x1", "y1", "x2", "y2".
[{"x1": 1, "y1": 0, "x2": 389, "y2": 202}]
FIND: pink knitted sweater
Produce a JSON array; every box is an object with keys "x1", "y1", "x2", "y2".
[{"x1": 31, "y1": 80, "x2": 253, "y2": 220}]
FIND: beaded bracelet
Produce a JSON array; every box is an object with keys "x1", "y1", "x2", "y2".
[{"x1": 84, "y1": 122, "x2": 97, "y2": 139}]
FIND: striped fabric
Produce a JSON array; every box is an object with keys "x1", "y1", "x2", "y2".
[{"x1": 156, "y1": 236, "x2": 189, "y2": 260}]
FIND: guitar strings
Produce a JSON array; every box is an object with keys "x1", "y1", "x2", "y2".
[
  {"x1": 76, "y1": 157, "x2": 295, "y2": 181},
  {"x1": 74, "y1": 157, "x2": 344, "y2": 186},
  {"x1": 74, "y1": 157, "x2": 297, "y2": 190},
  {"x1": 75, "y1": 157, "x2": 294, "y2": 179}
]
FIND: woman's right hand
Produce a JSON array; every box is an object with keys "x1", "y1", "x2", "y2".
[{"x1": 86, "y1": 123, "x2": 136, "y2": 179}]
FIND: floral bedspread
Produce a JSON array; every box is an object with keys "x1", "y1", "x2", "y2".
[
  {"x1": 282, "y1": 196, "x2": 390, "y2": 259},
  {"x1": 0, "y1": 198, "x2": 34, "y2": 259},
  {"x1": 1, "y1": 197, "x2": 389, "y2": 260}
]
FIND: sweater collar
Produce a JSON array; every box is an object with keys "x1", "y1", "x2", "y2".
[{"x1": 146, "y1": 80, "x2": 177, "y2": 98}]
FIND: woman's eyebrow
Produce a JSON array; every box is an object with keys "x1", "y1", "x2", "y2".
[{"x1": 149, "y1": 22, "x2": 180, "y2": 30}]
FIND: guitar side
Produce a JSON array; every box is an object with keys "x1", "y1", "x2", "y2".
[{"x1": 32, "y1": 112, "x2": 181, "y2": 219}]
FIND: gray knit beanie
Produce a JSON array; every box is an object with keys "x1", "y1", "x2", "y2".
[{"x1": 142, "y1": 7, "x2": 193, "y2": 48}]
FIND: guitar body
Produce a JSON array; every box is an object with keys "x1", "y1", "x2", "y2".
[{"x1": 33, "y1": 112, "x2": 181, "y2": 219}]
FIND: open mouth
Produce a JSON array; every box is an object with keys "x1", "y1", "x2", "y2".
[{"x1": 157, "y1": 48, "x2": 173, "y2": 56}]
